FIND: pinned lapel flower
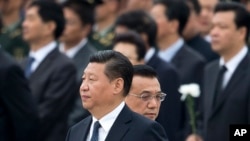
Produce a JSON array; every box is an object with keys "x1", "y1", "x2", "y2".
[{"x1": 179, "y1": 83, "x2": 200, "y2": 134}]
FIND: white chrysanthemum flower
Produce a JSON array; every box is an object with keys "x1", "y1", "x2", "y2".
[{"x1": 179, "y1": 83, "x2": 200, "y2": 101}]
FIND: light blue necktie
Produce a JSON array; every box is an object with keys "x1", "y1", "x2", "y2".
[{"x1": 25, "y1": 57, "x2": 35, "y2": 78}]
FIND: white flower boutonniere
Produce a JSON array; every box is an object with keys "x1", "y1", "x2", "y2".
[{"x1": 179, "y1": 83, "x2": 200, "y2": 133}]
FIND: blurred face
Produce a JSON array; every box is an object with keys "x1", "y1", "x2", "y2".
[
  {"x1": 113, "y1": 42, "x2": 143, "y2": 65},
  {"x1": 210, "y1": 11, "x2": 242, "y2": 56},
  {"x1": 198, "y1": 0, "x2": 218, "y2": 35},
  {"x1": 151, "y1": 4, "x2": 171, "y2": 41},
  {"x1": 0, "y1": 0, "x2": 23, "y2": 15},
  {"x1": 125, "y1": 0, "x2": 152, "y2": 12},
  {"x1": 22, "y1": 6, "x2": 50, "y2": 43},
  {"x1": 60, "y1": 7, "x2": 87, "y2": 45},
  {"x1": 95, "y1": 0, "x2": 118, "y2": 22},
  {"x1": 80, "y1": 63, "x2": 116, "y2": 114},
  {"x1": 125, "y1": 76, "x2": 162, "y2": 120}
]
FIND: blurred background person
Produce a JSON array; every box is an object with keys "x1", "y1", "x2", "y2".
[
  {"x1": 88, "y1": 0, "x2": 121, "y2": 50},
  {"x1": 59, "y1": 0, "x2": 97, "y2": 127},
  {"x1": 0, "y1": 0, "x2": 30, "y2": 61},
  {"x1": 183, "y1": 0, "x2": 219, "y2": 62},
  {"x1": 151, "y1": 0, "x2": 205, "y2": 140},
  {"x1": 124, "y1": 0, "x2": 153, "y2": 12},
  {"x1": 198, "y1": 0, "x2": 219, "y2": 42},
  {"x1": 202, "y1": 2, "x2": 250, "y2": 141},
  {"x1": 0, "y1": 14, "x2": 38, "y2": 141},
  {"x1": 21, "y1": 1, "x2": 77, "y2": 141}
]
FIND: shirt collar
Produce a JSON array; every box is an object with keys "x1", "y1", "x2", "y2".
[
  {"x1": 29, "y1": 41, "x2": 57, "y2": 63},
  {"x1": 92, "y1": 101, "x2": 125, "y2": 133},
  {"x1": 159, "y1": 38, "x2": 184, "y2": 62},
  {"x1": 59, "y1": 38, "x2": 87, "y2": 58},
  {"x1": 144, "y1": 47, "x2": 156, "y2": 63},
  {"x1": 219, "y1": 46, "x2": 248, "y2": 73}
]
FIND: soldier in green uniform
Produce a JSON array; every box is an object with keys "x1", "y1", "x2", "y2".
[
  {"x1": 88, "y1": 0, "x2": 122, "y2": 50},
  {"x1": 89, "y1": 26, "x2": 115, "y2": 50},
  {"x1": 0, "y1": 0, "x2": 29, "y2": 61}
]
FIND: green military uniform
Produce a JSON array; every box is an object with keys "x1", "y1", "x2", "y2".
[
  {"x1": 0, "y1": 20, "x2": 29, "y2": 61},
  {"x1": 88, "y1": 26, "x2": 115, "y2": 50}
]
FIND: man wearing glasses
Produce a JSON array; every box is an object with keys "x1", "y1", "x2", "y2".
[{"x1": 125, "y1": 65, "x2": 166, "y2": 120}]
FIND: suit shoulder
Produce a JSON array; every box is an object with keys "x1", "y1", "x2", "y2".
[
  {"x1": 182, "y1": 44, "x2": 206, "y2": 62},
  {"x1": 0, "y1": 50, "x2": 20, "y2": 70},
  {"x1": 205, "y1": 59, "x2": 219, "y2": 71},
  {"x1": 70, "y1": 116, "x2": 91, "y2": 130}
]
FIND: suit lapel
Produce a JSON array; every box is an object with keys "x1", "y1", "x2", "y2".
[
  {"x1": 171, "y1": 45, "x2": 185, "y2": 69},
  {"x1": 81, "y1": 116, "x2": 92, "y2": 141},
  {"x1": 29, "y1": 48, "x2": 58, "y2": 81},
  {"x1": 105, "y1": 105, "x2": 132, "y2": 141},
  {"x1": 205, "y1": 62, "x2": 220, "y2": 119},
  {"x1": 211, "y1": 53, "x2": 250, "y2": 117}
]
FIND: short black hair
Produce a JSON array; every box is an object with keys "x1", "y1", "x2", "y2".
[
  {"x1": 113, "y1": 31, "x2": 146, "y2": 61},
  {"x1": 186, "y1": 0, "x2": 201, "y2": 14},
  {"x1": 28, "y1": 0, "x2": 65, "y2": 39},
  {"x1": 154, "y1": 0, "x2": 190, "y2": 35},
  {"x1": 115, "y1": 10, "x2": 157, "y2": 47},
  {"x1": 133, "y1": 65, "x2": 158, "y2": 79},
  {"x1": 89, "y1": 50, "x2": 133, "y2": 96},
  {"x1": 62, "y1": 0, "x2": 95, "y2": 26},
  {"x1": 214, "y1": 2, "x2": 250, "y2": 42}
]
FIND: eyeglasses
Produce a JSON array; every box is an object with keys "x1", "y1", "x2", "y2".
[{"x1": 129, "y1": 92, "x2": 167, "y2": 102}]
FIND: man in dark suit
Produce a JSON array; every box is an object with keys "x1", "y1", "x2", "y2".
[
  {"x1": 151, "y1": 0, "x2": 206, "y2": 140},
  {"x1": 22, "y1": 1, "x2": 77, "y2": 141},
  {"x1": 0, "y1": 48, "x2": 38, "y2": 141},
  {"x1": 198, "y1": 2, "x2": 250, "y2": 141},
  {"x1": 183, "y1": 0, "x2": 219, "y2": 62},
  {"x1": 59, "y1": 0, "x2": 97, "y2": 126},
  {"x1": 114, "y1": 11, "x2": 181, "y2": 141},
  {"x1": 66, "y1": 50, "x2": 168, "y2": 141}
]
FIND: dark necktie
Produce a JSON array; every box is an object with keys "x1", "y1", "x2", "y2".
[
  {"x1": 25, "y1": 57, "x2": 35, "y2": 78},
  {"x1": 213, "y1": 65, "x2": 227, "y2": 107},
  {"x1": 90, "y1": 121, "x2": 101, "y2": 141}
]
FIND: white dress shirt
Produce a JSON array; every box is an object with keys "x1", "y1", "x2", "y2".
[
  {"x1": 204, "y1": 35, "x2": 212, "y2": 43},
  {"x1": 219, "y1": 46, "x2": 248, "y2": 88},
  {"x1": 29, "y1": 41, "x2": 57, "y2": 73},
  {"x1": 144, "y1": 47, "x2": 155, "y2": 63},
  {"x1": 158, "y1": 38, "x2": 184, "y2": 62},
  {"x1": 86, "y1": 102, "x2": 125, "y2": 141},
  {"x1": 59, "y1": 38, "x2": 87, "y2": 58}
]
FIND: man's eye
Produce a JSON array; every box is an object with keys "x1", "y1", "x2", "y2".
[{"x1": 141, "y1": 94, "x2": 151, "y2": 100}]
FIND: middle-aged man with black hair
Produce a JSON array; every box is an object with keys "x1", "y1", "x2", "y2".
[
  {"x1": 66, "y1": 50, "x2": 168, "y2": 141},
  {"x1": 22, "y1": 1, "x2": 77, "y2": 141}
]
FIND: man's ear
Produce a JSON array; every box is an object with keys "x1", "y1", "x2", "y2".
[
  {"x1": 45, "y1": 21, "x2": 56, "y2": 36},
  {"x1": 238, "y1": 26, "x2": 247, "y2": 42},
  {"x1": 113, "y1": 78, "x2": 124, "y2": 95},
  {"x1": 169, "y1": 19, "x2": 179, "y2": 34}
]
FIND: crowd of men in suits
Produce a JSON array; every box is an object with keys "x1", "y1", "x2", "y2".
[{"x1": 1, "y1": 0, "x2": 250, "y2": 141}]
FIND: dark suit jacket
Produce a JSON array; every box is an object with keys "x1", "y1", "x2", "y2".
[
  {"x1": 23, "y1": 47, "x2": 77, "y2": 141},
  {"x1": 68, "y1": 41, "x2": 97, "y2": 126},
  {"x1": 170, "y1": 44, "x2": 206, "y2": 140},
  {"x1": 147, "y1": 50, "x2": 181, "y2": 141},
  {"x1": 171, "y1": 44, "x2": 206, "y2": 85},
  {"x1": 202, "y1": 52, "x2": 250, "y2": 141},
  {"x1": 0, "y1": 49, "x2": 38, "y2": 141},
  {"x1": 66, "y1": 105, "x2": 168, "y2": 141},
  {"x1": 186, "y1": 35, "x2": 219, "y2": 63}
]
